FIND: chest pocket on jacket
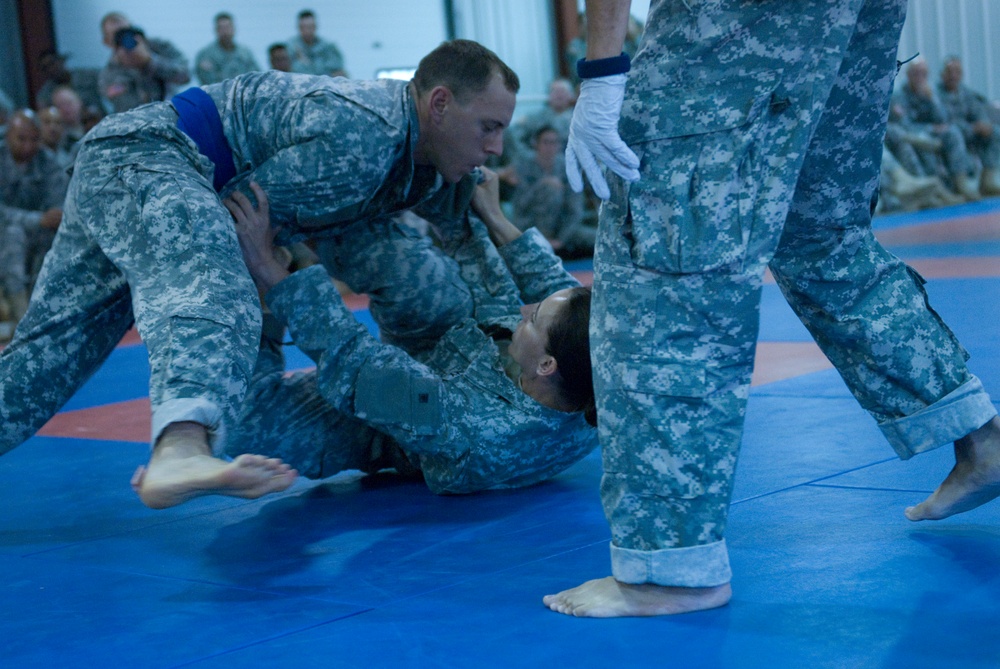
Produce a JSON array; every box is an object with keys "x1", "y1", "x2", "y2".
[{"x1": 355, "y1": 366, "x2": 444, "y2": 436}]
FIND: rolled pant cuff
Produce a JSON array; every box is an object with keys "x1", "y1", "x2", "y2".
[
  {"x1": 611, "y1": 539, "x2": 732, "y2": 587},
  {"x1": 151, "y1": 398, "x2": 226, "y2": 455},
  {"x1": 879, "y1": 375, "x2": 998, "y2": 460}
]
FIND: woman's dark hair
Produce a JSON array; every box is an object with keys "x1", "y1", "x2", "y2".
[
  {"x1": 545, "y1": 286, "x2": 597, "y2": 427},
  {"x1": 413, "y1": 39, "x2": 520, "y2": 104}
]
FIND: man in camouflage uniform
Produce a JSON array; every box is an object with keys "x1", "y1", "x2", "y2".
[
  {"x1": 514, "y1": 79, "x2": 577, "y2": 153},
  {"x1": 0, "y1": 40, "x2": 519, "y2": 511},
  {"x1": 544, "y1": 0, "x2": 1000, "y2": 618},
  {"x1": 224, "y1": 175, "x2": 597, "y2": 494},
  {"x1": 194, "y1": 12, "x2": 260, "y2": 86},
  {"x1": 892, "y1": 58, "x2": 979, "y2": 199},
  {"x1": 98, "y1": 12, "x2": 191, "y2": 114},
  {"x1": 511, "y1": 125, "x2": 593, "y2": 258},
  {"x1": 0, "y1": 111, "x2": 68, "y2": 333},
  {"x1": 288, "y1": 9, "x2": 346, "y2": 78},
  {"x1": 937, "y1": 56, "x2": 1000, "y2": 196}
]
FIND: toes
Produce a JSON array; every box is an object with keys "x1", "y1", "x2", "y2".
[{"x1": 130, "y1": 465, "x2": 147, "y2": 492}]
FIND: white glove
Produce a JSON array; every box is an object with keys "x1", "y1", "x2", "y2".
[{"x1": 565, "y1": 73, "x2": 640, "y2": 200}]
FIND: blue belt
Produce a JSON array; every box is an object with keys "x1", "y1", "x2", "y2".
[{"x1": 172, "y1": 87, "x2": 236, "y2": 192}]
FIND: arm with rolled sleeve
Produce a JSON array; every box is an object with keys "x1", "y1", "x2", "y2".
[{"x1": 145, "y1": 38, "x2": 191, "y2": 88}]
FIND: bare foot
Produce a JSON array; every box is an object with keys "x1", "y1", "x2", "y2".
[
  {"x1": 906, "y1": 416, "x2": 1000, "y2": 521},
  {"x1": 132, "y1": 421, "x2": 297, "y2": 509},
  {"x1": 132, "y1": 454, "x2": 297, "y2": 509},
  {"x1": 543, "y1": 576, "x2": 732, "y2": 618}
]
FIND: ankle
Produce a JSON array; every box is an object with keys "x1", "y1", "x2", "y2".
[{"x1": 154, "y1": 421, "x2": 211, "y2": 460}]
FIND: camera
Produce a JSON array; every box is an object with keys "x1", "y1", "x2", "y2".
[{"x1": 113, "y1": 26, "x2": 144, "y2": 51}]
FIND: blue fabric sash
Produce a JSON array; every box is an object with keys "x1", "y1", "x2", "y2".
[{"x1": 172, "y1": 87, "x2": 236, "y2": 192}]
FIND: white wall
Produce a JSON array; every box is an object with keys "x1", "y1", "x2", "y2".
[
  {"x1": 452, "y1": 0, "x2": 556, "y2": 118},
  {"x1": 51, "y1": 0, "x2": 448, "y2": 81},
  {"x1": 898, "y1": 0, "x2": 1000, "y2": 100},
  {"x1": 49, "y1": 0, "x2": 563, "y2": 121}
]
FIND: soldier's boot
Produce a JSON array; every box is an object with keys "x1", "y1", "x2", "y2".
[
  {"x1": 955, "y1": 174, "x2": 982, "y2": 201},
  {"x1": 980, "y1": 169, "x2": 1000, "y2": 197},
  {"x1": 9, "y1": 290, "x2": 29, "y2": 323},
  {"x1": 929, "y1": 181, "x2": 967, "y2": 207},
  {"x1": 904, "y1": 132, "x2": 943, "y2": 153},
  {"x1": 888, "y1": 167, "x2": 940, "y2": 200}
]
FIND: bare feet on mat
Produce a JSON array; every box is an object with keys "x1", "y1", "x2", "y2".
[
  {"x1": 543, "y1": 576, "x2": 731, "y2": 618},
  {"x1": 131, "y1": 421, "x2": 297, "y2": 509},
  {"x1": 906, "y1": 416, "x2": 1000, "y2": 521}
]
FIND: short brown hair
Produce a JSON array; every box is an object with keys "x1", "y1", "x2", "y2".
[
  {"x1": 545, "y1": 286, "x2": 596, "y2": 426},
  {"x1": 413, "y1": 39, "x2": 519, "y2": 103}
]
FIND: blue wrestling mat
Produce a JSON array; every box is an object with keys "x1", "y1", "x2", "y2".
[{"x1": 1, "y1": 200, "x2": 998, "y2": 668}]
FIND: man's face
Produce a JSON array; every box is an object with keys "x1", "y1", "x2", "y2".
[
  {"x1": 216, "y1": 17, "x2": 235, "y2": 45},
  {"x1": 547, "y1": 82, "x2": 574, "y2": 113},
  {"x1": 40, "y1": 54, "x2": 68, "y2": 80},
  {"x1": 534, "y1": 129, "x2": 561, "y2": 163},
  {"x1": 424, "y1": 73, "x2": 516, "y2": 183},
  {"x1": 102, "y1": 17, "x2": 130, "y2": 48},
  {"x1": 7, "y1": 116, "x2": 41, "y2": 164},
  {"x1": 942, "y1": 60, "x2": 963, "y2": 91},
  {"x1": 298, "y1": 16, "x2": 317, "y2": 43},
  {"x1": 52, "y1": 89, "x2": 83, "y2": 125},
  {"x1": 38, "y1": 108, "x2": 64, "y2": 147},
  {"x1": 270, "y1": 48, "x2": 292, "y2": 72},
  {"x1": 907, "y1": 61, "x2": 929, "y2": 89}
]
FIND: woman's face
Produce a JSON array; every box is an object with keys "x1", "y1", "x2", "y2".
[{"x1": 509, "y1": 288, "x2": 574, "y2": 380}]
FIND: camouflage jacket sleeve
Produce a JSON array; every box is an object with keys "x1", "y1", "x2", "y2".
[
  {"x1": 0, "y1": 204, "x2": 42, "y2": 233},
  {"x1": 265, "y1": 264, "x2": 597, "y2": 494},
  {"x1": 497, "y1": 227, "x2": 579, "y2": 304},
  {"x1": 0, "y1": 152, "x2": 68, "y2": 232},
  {"x1": 194, "y1": 44, "x2": 221, "y2": 85},
  {"x1": 899, "y1": 86, "x2": 948, "y2": 125},
  {"x1": 312, "y1": 41, "x2": 345, "y2": 76},
  {"x1": 441, "y1": 210, "x2": 579, "y2": 327},
  {"x1": 217, "y1": 84, "x2": 407, "y2": 236},
  {"x1": 145, "y1": 38, "x2": 191, "y2": 87}
]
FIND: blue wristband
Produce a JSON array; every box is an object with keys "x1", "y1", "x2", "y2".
[{"x1": 576, "y1": 52, "x2": 631, "y2": 79}]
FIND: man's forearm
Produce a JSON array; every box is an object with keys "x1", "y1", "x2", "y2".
[{"x1": 584, "y1": 0, "x2": 632, "y2": 60}]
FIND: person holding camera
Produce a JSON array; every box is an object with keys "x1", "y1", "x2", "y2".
[{"x1": 98, "y1": 12, "x2": 190, "y2": 114}]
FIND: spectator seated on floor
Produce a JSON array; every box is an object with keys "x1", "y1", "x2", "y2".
[
  {"x1": 510, "y1": 125, "x2": 594, "y2": 259},
  {"x1": 194, "y1": 12, "x2": 260, "y2": 85},
  {"x1": 36, "y1": 106, "x2": 76, "y2": 169},
  {"x1": 268, "y1": 43, "x2": 292, "y2": 73},
  {"x1": 513, "y1": 78, "x2": 576, "y2": 154},
  {"x1": 287, "y1": 9, "x2": 346, "y2": 77},
  {"x1": 0, "y1": 110, "x2": 68, "y2": 340},
  {"x1": 937, "y1": 56, "x2": 1000, "y2": 197},
  {"x1": 50, "y1": 85, "x2": 87, "y2": 162},
  {"x1": 877, "y1": 145, "x2": 964, "y2": 214},
  {"x1": 892, "y1": 58, "x2": 980, "y2": 200},
  {"x1": 35, "y1": 48, "x2": 103, "y2": 112}
]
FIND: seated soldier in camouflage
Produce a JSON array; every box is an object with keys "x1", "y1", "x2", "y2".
[{"x1": 216, "y1": 169, "x2": 598, "y2": 494}]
